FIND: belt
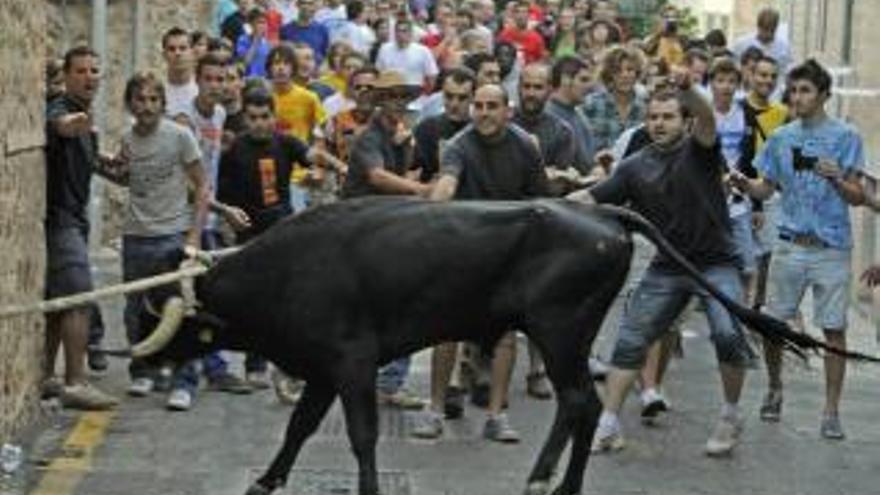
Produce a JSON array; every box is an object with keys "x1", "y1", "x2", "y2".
[{"x1": 779, "y1": 232, "x2": 828, "y2": 248}]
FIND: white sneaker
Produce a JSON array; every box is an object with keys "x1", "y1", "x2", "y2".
[
  {"x1": 166, "y1": 389, "x2": 193, "y2": 411},
  {"x1": 705, "y1": 416, "x2": 742, "y2": 457},
  {"x1": 127, "y1": 378, "x2": 155, "y2": 397},
  {"x1": 591, "y1": 421, "x2": 625, "y2": 453}
]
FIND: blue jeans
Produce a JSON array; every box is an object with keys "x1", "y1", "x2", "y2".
[
  {"x1": 377, "y1": 357, "x2": 411, "y2": 394},
  {"x1": 611, "y1": 264, "x2": 754, "y2": 369},
  {"x1": 123, "y1": 233, "x2": 198, "y2": 393},
  {"x1": 199, "y1": 230, "x2": 231, "y2": 379}
]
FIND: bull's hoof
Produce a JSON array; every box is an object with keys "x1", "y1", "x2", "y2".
[
  {"x1": 244, "y1": 483, "x2": 273, "y2": 495},
  {"x1": 524, "y1": 480, "x2": 551, "y2": 495}
]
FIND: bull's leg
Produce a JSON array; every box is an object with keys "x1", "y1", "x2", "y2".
[
  {"x1": 525, "y1": 347, "x2": 590, "y2": 495},
  {"x1": 553, "y1": 378, "x2": 602, "y2": 495},
  {"x1": 248, "y1": 381, "x2": 336, "y2": 494},
  {"x1": 338, "y1": 366, "x2": 381, "y2": 495},
  {"x1": 525, "y1": 394, "x2": 575, "y2": 493}
]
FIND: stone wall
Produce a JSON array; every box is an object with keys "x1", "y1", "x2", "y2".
[{"x1": 0, "y1": 0, "x2": 48, "y2": 443}]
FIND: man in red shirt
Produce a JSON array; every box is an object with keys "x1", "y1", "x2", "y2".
[{"x1": 498, "y1": 0, "x2": 546, "y2": 64}]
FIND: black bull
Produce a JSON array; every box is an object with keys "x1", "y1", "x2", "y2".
[{"x1": 132, "y1": 196, "x2": 873, "y2": 495}]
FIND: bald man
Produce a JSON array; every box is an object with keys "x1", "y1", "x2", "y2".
[{"x1": 412, "y1": 84, "x2": 547, "y2": 444}]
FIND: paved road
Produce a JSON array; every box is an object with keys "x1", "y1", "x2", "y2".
[{"x1": 21, "y1": 243, "x2": 880, "y2": 495}]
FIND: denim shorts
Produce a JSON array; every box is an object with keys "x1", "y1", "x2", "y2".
[
  {"x1": 767, "y1": 240, "x2": 852, "y2": 331},
  {"x1": 610, "y1": 264, "x2": 754, "y2": 369},
  {"x1": 45, "y1": 226, "x2": 93, "y2": 298}
]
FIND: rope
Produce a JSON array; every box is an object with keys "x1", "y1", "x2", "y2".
[{"x1": 0, "y1": 246, "x2": 241, "y2": 319}]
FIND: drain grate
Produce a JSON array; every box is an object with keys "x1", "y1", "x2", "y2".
[{"x1": 251, "y1": 468, "x2": 411, "y2": 495}]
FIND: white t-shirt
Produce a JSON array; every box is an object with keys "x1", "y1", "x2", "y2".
[
  {"x1": 733, "y1": 33, "x2": 793, "y2": 72},
  {"x1": 179, "y1": 99, "x2": 227, "y2": 229},
  {"x1": 375, "y1": 42, "x2": 439, "y2": 86},
  {"x1": 122, "y1": 119, "x2": 202, "y2": 237},
  {"x1": 322, "y1": 93, "x2": 355, "y2": 119},
  {"x1": 715, "y1": 103, "x2": 749, "y2": 218},
  {"x1": 165, "y1": 79, "x2": 199, "y2": 119},
  {"x1": 332, "y1": 21, "x2": 376, "y2": 55}
]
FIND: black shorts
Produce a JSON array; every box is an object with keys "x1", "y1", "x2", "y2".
[{"x1": 45, "y1": 226, "x2": 93, "y2": 298}]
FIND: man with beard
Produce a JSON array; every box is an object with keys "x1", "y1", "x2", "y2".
[
  {"x1": 116, "y1": 72, "x2": 216, "y2": 411},
  {"x1": 512, "y1": 63, "x2": 577, "y2": 196},
  {"x1": 510, "y1": 63, "x2": 578, "y2": 401},
  {"x1": 571, "y1": 68, "x2": 755, "y2": 457},
  {"x1": 421, "y1": 84, "x2": 547, "y2": 444},
  {"x1": 325, "y1": 66, "x2": 379, "y2": 164}
]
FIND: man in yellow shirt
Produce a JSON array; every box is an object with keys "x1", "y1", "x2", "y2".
[{"x1": 266, "y1": 43, "x2": 327, "y2": 209}]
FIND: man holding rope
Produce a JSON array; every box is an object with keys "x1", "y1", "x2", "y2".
[{"x1": 113, "y1": 70, "x2": 247, "y2": 411}]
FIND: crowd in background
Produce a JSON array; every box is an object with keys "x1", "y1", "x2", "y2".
[{"x1": 42, "y1": 0, "x2": 873, "y2": 459}]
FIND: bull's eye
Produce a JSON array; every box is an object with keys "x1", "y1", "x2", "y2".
[{"x1": 199, "y1": 329, "x2": 214, "y2": 343}]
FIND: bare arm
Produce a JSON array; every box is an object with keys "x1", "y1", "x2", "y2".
[
  {"x1": 183, "y1": 159, "x2": 210, "y2": 249},
  {"x1": 565, "y1": 188, "x2": 596, "y2": 205},
  {"x1": 729, "y1": 173, "x2": 776, "y2": 201},
  {"x1": 367, "y1": 167, "x2": 431, "y2": 196},
  {"x1": 52, "y1": 112, "x2": 93, "y2": 138},
  {"x1": 308, "y1": 147, "x2": 348, "y2": 175},
  {"x1": 680, "y1": 86, "x2": 716, "y2": 147},
  {"x1": 429, "y1": 174, "x2": 458, "y2": 201}
]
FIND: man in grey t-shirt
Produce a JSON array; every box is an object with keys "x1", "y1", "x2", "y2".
[{"x1": 117, "y1": 72, "x2": 214, "y2": 411}]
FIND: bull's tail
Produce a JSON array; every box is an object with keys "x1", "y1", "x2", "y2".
[{"x1": 599, "y1": 204, "x2": 880, "y2": 363}]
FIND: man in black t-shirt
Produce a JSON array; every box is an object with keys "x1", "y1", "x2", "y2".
[
  {"x1": 340, "y1": 70, "x2": 430, "y2": 410},
  {"x1": 412, "y1": 67, "x2": 476, "y2": 183},
  {"x1": 217, "y1": 88, "x2": 345, "y2": 386},
  {"x1": 420, "y1": 84, "x2": 546, "y2": 444},
  {"x1": 44, "y1": 46, "x2": 119, "y2": 411},
  {"x1": 512, "y1": 63, "x2": 578, "y2": 196},
  {"x1": 569, "y1": 69, "x2": 753, "y2": 457},
  {"x1": 341, "y1": 71, "x2": 431, "y2": 199}
]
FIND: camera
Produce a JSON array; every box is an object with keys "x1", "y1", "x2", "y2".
[{"x1": 792, "y1": 146, "x2": 818, "y2": 172}]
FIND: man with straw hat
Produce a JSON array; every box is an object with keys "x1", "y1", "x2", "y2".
[{"x1": 342, "y1": 69, "x2": 429, "y2": 409}]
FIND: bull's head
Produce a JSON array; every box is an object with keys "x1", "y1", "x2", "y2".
[{"x1": 129, "y1": 289, "x2": 229, "y2": 364}]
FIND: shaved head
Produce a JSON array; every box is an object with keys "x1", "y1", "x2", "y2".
[{"x1": 475, "y1": 83, "x2": 507, "y2": 105}]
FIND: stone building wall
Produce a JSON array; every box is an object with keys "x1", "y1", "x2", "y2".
[
  {"x1": 784, "y1": 0, "x2": 880, "y2": 309},
  {"x1": 0, "y1": 0, "x2": 48, "y2": 443}
]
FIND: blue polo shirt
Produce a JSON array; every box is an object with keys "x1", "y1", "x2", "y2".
[
  {"x1": 755, "y1": 117, "x2": 865, "y2": 249},
  {"x1": 280, "y1": 21, "x2": 330, "y2": 67}
]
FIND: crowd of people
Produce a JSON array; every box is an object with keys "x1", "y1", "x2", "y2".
[{"x1": 42, "y1": 0, "x2": 873, "y2": 459}]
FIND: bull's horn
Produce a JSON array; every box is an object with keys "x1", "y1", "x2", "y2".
[{"x1": 131, "y1": 297, "x2": 185, "y2": 358}]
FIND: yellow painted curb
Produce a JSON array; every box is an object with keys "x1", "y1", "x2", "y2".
[{"x1": 31, "y1": 410, "x2": 117, "y2": 495}]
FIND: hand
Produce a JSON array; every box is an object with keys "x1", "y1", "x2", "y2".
[
  {"x1": 726, "y1": 168, "x2": 750, "y2": 192},
  {"x1": 60, "y1": 112, "x2": 93, "y2": 136},
  {"x1": 816, "y1": 159, "x2": 843, "y2": 181},
  {"x1": 222, "y1": 206, "x2": 252, "y2": 231},
  {"x1": 393, "y1": 123, "x2": 413, "y2": 146},
  {"x1": 860, "y1": 265, "x2": 880, "y2": 287},
  {"x1": 594, "y1": 149, "x2": 615, "y2": 172},
  {"x1": 751, "y1": 211, "x2": 765, "y2": 231},
  {"x1": 416, "y1": 182, "x2": 434, "y2": 198},
  {"x1": 667, "y1": 65, "x2": 692, "y2": 91}
]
